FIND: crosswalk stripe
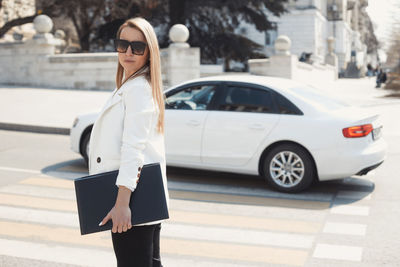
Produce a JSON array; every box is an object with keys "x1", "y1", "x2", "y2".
[
  {"x1": 1, "y1": 174, "x2": 365, "y2": 266},
  {"x1": 0, "y1": 220, "x2": 109, "y2": 248},
  {"x1": 0, "y1": 191, "x2": 321, "y2": 234},
  {"x1": 0, "y1": 184, "x2": 75, "y2": 200},
  {"x1": 0, "y1": 193, "x2": 77, "y2": 212},
  {"x1": 312, "y1": 243, "x2": 363, "y2": 261},
  {"x1": 170, "y1": 198, "x2": 327, "y2": 222},
  {"x1": 0, "y1": 220, "x2": 308, "y2": 266},
  {"x1": 12, "y1": 177, "x2": 330, "y2": 209},
  {"x1": 330, "y1": 205, "x2": 370, "y2": 216},
  {"x1": 0, "y1": 238, "x2": 115, "y2": 267},
  {"x1": 322, "y1": 222, "x2": 367, "y2": 236},
  {"x1": 168, "y1": 180, "x2": 333, "y2": 202},
  {"x1": 170, "y1": 210, "x2": 321, "y2": 234},
  {"x1": 20, "y1": 176, "x2": 330, "y2": 209},
  {"x1": 0, "y1": 204, "x2": 314, "y2": 249},
  {"x1": 22, "y1": 176, "x2": 333, "y2": 203},
  {"x1": 0, "y1": 166, "x2": 41, "y2": 174},
  {"x1": 0, "y1": 187, "x2": 321, "y2": 236},
  {"x1": 161, "y1": 238, "x2": 308, "y2": 266},
  {"x1": 19, "y1": 176, "x2": 74, "y2": 189},
  {"x1": 171, "y1": 190, "x2": 330, "y2": 210},
  {"x1": 162, "y1": 223, "x2": 314, "y2": 249},
  {"x1": 0, "y1": 183, "x2": 327, "y2": 224},
  {"x1": 0, "y1": 206, "x2": 78, "y2": 227}
]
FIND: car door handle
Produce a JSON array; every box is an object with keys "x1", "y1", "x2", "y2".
[
  {"x1": 187, "y1": 120, "x2": 200, "y2": 126},
  {"x1": 249, "y1": 123, "x2": 265, "y2": 130}
]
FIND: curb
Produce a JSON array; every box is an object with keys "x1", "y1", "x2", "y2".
[{"x1": 0, "y1": 122, "x2": 70, "y2": 135}]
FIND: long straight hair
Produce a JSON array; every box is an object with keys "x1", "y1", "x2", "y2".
[{"x1": 115, "y1": 17, "x2": 164, "y2": 133}]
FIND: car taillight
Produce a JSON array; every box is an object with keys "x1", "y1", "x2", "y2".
[{"x1": 342, "y1": 124, "x2": 373, "y2": 138}]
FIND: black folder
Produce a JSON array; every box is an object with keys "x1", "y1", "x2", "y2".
[{"x1": 74, "y1": 163, "x2": 169, "y2": 235}]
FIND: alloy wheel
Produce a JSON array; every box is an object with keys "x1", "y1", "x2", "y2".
[{"x1": 269, "y1": 151, "x2": 305, "y2": 188}]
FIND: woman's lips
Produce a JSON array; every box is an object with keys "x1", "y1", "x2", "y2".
[{"x1": 124, "y1": 60, "x2": 135, "y2": 63}]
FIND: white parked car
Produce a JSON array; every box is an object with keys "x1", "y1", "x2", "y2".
[{"x1": 70, "y1": 75, "x2": 387, "y2": 193}]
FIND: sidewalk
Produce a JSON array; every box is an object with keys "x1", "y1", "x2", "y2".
[
  {"x1": 0, "y1": 78, "x2": 398, "y2": 135},
  {"x1": 0, "y1": 86, "x2": 110, "y2": 135}
]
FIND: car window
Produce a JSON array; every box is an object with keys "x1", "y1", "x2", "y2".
[
  {"x1": 165, "y1": 84, "x2": 216, "y2": 110},
  {"x1": 275, "y1": 93, "x2": 303, "y2": 115},
  {"x1": 217, "y1": 86, "x2": 273, "y2": 113}
]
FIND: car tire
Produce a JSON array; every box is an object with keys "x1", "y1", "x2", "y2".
[
  {"x1": 262, "y1": 144, "x2": 316, "y2": 193},
  {"x1": 81, "y1": 132, "x2": 91, "y2": 167}
]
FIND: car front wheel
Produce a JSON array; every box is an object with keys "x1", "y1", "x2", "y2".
[{"x1": 262, "y1": 144, "x2": 316, "y2": 193}]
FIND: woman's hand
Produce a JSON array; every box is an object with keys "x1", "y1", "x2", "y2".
[
  {"x1": 100, "y1": 204, "x2": 132, "y2": 233},
  {"x1": 99, "y1": 186, "x2": 133, "y2": 233}
]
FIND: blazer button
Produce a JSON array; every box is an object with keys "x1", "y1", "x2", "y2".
[{"x1": 97, "y1": 157, "x2": 101, "y2": 163}]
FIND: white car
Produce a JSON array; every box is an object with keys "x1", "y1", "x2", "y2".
[{"x1": 70, "y1": 75, "x2": 387, "y2": 193}]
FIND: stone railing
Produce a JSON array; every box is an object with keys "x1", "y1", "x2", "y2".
[
  {"x1": 0, "y1": 15, "x2": 201, "y2": 90},
  {"x1": 1, "y1": 16, "x2": 338, "y2": 91},
  {"x1": 248, "y1": 35, "x2": 338, "y2": 87}
]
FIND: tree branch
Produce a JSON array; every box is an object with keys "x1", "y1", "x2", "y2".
[{"x1": 0, "y1": 15, "x2": 36, "y2": 38}]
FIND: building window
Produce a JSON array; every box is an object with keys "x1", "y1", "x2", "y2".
[{"x1": 265, "y1": 22, "x2": 277, "y2": 46}]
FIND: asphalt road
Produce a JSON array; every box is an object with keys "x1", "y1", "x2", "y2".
[{"x1": 0, "y1": 97, "x2": 399, "y2": 267}]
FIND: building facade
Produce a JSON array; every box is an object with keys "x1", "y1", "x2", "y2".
[{"x1": 240, "y1": 0, "x2": 377, "y2": 76}]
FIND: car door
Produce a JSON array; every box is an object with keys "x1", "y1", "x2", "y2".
[
  {"x1": 165, "y1": 82, "x2": 221, "y2": 164},
  {"x1": 202, "y1": 82, "x2": 280, "y2": 166}
]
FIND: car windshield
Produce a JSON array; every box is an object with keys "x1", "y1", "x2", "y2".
[{"x1": 289, "y1": 85, "x2": 349, "y2": 110}]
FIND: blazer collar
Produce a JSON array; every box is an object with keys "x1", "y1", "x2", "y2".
[
  {"x1": 97, "y1": 66, "x2": 149, "y2": 119},
  {"x1": 97, "y1": 89, "x2": 123, "y2": 117}
]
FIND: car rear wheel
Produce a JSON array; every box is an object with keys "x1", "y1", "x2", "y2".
[
  {"x1": 262, "y1": 144, "x2": 316, "y2": 193},
  {"x1": 81, "y1": 133, "x2": 90, "y2": 166}
]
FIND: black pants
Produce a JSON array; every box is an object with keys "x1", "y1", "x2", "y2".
[{"x1": 111, "y1": 223, "x2": 162, "y2": 267}]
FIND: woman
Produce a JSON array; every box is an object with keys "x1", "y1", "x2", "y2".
[{"x1": 88, "y1": 17, "x2": 168, "y2": 267}]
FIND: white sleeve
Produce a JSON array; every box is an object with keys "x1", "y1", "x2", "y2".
[{"x1": 115, "y1": 81, "x2": 155, "y2": 191}]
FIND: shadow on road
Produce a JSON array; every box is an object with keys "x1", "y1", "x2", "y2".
[{"x1": 39, "y1": 160, "x2": 374, "y2": 211}]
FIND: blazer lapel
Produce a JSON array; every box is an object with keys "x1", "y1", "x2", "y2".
[
  {"x1": 97, "y1": 90, "x2": 123, "y2": 117},
  {"x1": 91, "y1": 90, "x2": 123, "y2": 137}
]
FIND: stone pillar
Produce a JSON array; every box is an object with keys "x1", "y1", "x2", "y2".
[
  {"x1": 325, "y1": 36, "x2": 338, "y2": 74},
  {"x1": 0, "y1": 14, "x2": 65, "y2": 85},
  {"x1": 27, "y1": 15, "x2": 65, "y2": 54},
  {"x1": 249, "y1": 35, "x2": 297, "y2": 79},
  {"x1": 275, "y1": 35, "x2": 291, "y2": 56},
  {"x1": 165, "y1": 24, "x2": 200, "y2": 87},
  {"x1": 23, "y1": 15, "x2": 65, "y2": 83},
  {"x1": 249, "y1": 35, "x2": 337, "y2": 85}
]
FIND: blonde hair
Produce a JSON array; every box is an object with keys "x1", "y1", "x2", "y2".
[{"x1": 115, "y1": 17, "x2": 164, "y2": 133}]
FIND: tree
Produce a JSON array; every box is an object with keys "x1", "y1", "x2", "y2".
[
  {"x1": 384, "y1": 14, "x2": 400, "y2": 90},
  {"x1": 0, "y1": 15, "x2": 36, "y2": 38},
  {"x1": 93, "y1": 0, "x2": 288, "y2": 70},
  {"x1": 358, "y1": 8, "x2": 379, "y2": 55},
  {"x1": 91, "y1": 0, "x2": 167, "y2": 51},
  {"x1": 37, "y1": 0, "x2": 110, "y2": 52},
  {"x1": 2, "y1": 0, "x2": 288, "y2": 64},
  {"x1": 0, "y1": 0, "x2": 37, "y2": 38},
  {"x1": 162, "y1": 0, "x2": 288, "y2": 69}
]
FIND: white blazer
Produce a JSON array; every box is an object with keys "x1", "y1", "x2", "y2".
[{"x1": 88, "y1": 75, "x2": 169, "y2": 225}]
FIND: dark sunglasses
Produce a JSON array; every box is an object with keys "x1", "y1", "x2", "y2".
[{"x1": 114, "y1": 39, "x2": 147, "y2": 55}]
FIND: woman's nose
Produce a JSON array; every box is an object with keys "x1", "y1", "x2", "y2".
[{"x1": 125, "y1": 45, "x2": 134, "y2": 55}]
